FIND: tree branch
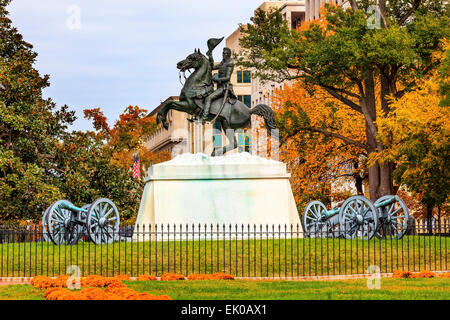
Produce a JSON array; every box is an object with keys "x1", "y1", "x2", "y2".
[
  {"x1": 280, "y1": 126, "x2": 368, "y2": 150},
  {"x1": 303, "y1": 127, "x2": 368, "y2": 150},
  {"x1": 321, "y1": 84, "x2": 361, "y2": 100},
  {"x1": 398, "y1": 0, "x2": 421, "y2": 25},
  {"x1": 378, "y1": 0, "x2": 388, "y2": 28},
  {"x1": 323, "y1": 86, "x2": 363, "y2": 113}
]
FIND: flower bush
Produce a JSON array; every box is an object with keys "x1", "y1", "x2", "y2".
[
  {"x1": 187, "y1": 274, "x2": 212, "y2": 280},
  {"x1": 81, "y1": 275, "x2": 123, "y2": 288},
  {"x1": 160, "y1": 273, "x2": 185, "y2": 281},
  {"x1": 31, "y1": 275, "x2": 172, "y2": 301},
  {"x1": 187, "y1": 273, "x2": 234, "y2": 280},
  {"x1": 114, "y1": 274, "x2": 131, "y2": 281},
  {"x1": 412, "y1": 271, "x2": 436, "y2": 278},
  {"x1": 137, "y1": 275, "x2": 158, "y2": 281},
  {"x1": 31, "y1": 272, "x2": 236, "y2": 300},
  {"x1": 210, "y1": 272, "x2": 234, "y2": 280},
  {"x1": 392, "y1": 270, "x2": 439, "y2": 278},
  {"x1": 30, "y1": 275, "x2": 70, "y2": 289},
  {"x1": 392, "y1": 270, "x2": 413, "y2": 278}
]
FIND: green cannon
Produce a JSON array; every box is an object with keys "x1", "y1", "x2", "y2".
[
  {"x1": 302, "y1": 195, "x2": 409, "y2": 240},
  {"x1": 41, "y1": 198, "x2": 120, "y2": 245}
]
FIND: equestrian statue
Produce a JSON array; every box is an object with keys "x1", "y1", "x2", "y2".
[{"x1": 154, "y1": 37, "x2": 276, "y2": 156}]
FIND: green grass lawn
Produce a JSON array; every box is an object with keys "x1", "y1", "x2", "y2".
[
  {"x1": 0, "y1": 278, "x2": 448, "y2": 300},
  {"x1": 0, "y1": 235, "x2": 448, "y2": 277}
]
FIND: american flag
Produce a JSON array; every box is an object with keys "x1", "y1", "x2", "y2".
[{"x1": 132, "y1": 154, "x2": 140, "y2": 179}]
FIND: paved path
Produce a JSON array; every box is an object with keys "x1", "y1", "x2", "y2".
[{"x1": 0, "y1": 271, "x2": 448, "y2": 286}]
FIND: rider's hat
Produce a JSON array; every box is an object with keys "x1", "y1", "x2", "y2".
[{"x1": 207, "y1": 37, "x2": 224, "y2": 53}]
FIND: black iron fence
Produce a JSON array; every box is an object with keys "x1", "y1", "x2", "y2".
[{"x1": 0, "y1": 223, "x2": 448, "y2": 278}]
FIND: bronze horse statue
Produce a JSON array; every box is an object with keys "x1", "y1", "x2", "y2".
[{"x1": 155, "y1": 48, "x2": 276, "y2": 156}]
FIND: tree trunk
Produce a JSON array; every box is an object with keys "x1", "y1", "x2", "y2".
[
  {"x1": 426, "y1": 204, "x2": 434, "y2": 235},
  {"x1": 367, "y1": 161, "x2": 394, "y2": 201},
  {"x1": 354, "y1": 175, "x2": 364, "y2": 195},
  {"x1": 361, "y1": 69, "x2": 395, "y2": 201},
  {"x1": 437, "y1": 206, "x2": 441, "y2": 234}
]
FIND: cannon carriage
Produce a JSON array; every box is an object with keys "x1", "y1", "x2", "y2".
[
  {"x1": 302, "y1": 195, "x2": 409, "y2": 240},
  {"x1": 41, "y1": 198, "x2": 120, "y2": 245}
]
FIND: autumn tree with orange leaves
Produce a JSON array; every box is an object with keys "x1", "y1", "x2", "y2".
[
  {"x1": 238, "y1": 2, "x2": 449, "y2": 201},
  {"x1": 84, "y1": 105, "x2": 170, "y2": 171},
  {"x1": 372, "y1": 45, "x2": 450, "y2": 233},
  {"x1": 54, "y1": 106, "x2": 169, "y2": 223},
  {"x1": 272, "y1": 82, "x2": 368, "y2": 207}
]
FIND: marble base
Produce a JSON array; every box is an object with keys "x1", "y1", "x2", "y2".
[{"x1": 134, "y1": 153, "x2": 302, "y2": 239}]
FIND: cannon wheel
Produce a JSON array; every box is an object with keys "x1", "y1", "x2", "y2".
[
  {"x1": 302, "y1": 201, "x2": 328, "y2": 238},
  {"x1": 46, "y1": 200, "x2": 82, "y2": 245},
  {"x1": 41, "y1": 207, "x2": 51, "y2": 242},
  {"x1": 77, "y1": 204, "x2": 90, "y2": 243},
  {"x1": 86, "y1": 198, "x2": 120, "y2": 244},
  {"x1": 375, "y1": 196, "x2": 409, "y2": 240},
  {"x1": 339, "y1": 196, "x2": 377, "y2": 240}
]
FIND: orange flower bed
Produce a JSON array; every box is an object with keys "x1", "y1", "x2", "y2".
[
  {"x1": 188, "y1": 274, "x2": 213, "y2": 280},
  {"x1": 81, "y1": 275, "x2": 123, "y2": 288},
  {"x1": 439, "y1": 273, "x2": 450, "y2": 278},
  {"x1": 210, "y1": 272, "x2": 234, "y2": 280},
  {"x1": 392, "y1": 270, "x2": 413, "y2": 278},
  {"x1": 411, "y1": 270, "x2": 436, "y2": 278},
  {"x1": 105, "y1": 286, "x2": 171, "y2": 300},
  {"x1": 160, "y1": 273, "x2": 185, "y2": 281},
  {"x1": 32, "y1": 272, "x2": 236, "y2": 300},
  {"x1": 32, "y1": 275, "x2": 172, "y2": 301},
  {"x1": 392, "y1": 270, "x2": 439, "y2": 279},
  {"x1": 30, "y1": 275, "x2": 70, "y2": 289},
  {"x1": 137, "y1": 275, "x2": 158, "y2": 281}
]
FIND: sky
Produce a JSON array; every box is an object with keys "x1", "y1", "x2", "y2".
[{"x1": 7, "y1": 0, "x2": 265, "y2": 131}]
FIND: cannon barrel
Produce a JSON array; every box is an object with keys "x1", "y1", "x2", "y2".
[
  {"x1": 322, "y1": 195, "x2": 398, "y2": 218},
  {"x1": 373, "y1": 195, "x2": 398, "y2": 208},
  {"x1": 59, "y1": 200, "x2": 88, "y2": 213},
  {"x1": 322, "y1": 207, "x2": 340, "y2": 219}
]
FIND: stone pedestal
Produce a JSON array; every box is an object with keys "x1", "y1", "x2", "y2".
[{"x1": 135, "y1": 153, "x2": 302, "y2": 237}]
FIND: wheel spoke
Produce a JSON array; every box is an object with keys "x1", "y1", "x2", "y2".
[
  {"x1": 387, "y1": 203, "x2": 395, "y2": 215},
  {"x1": 104, "y1": 208, "x2": 113, "y2": 219},
  {"x1": 391, "y1": 207, "x2": 403, "y2": 217},
  {"x1": 349, "y1": 205, "x2": 358, "y2": 216}
]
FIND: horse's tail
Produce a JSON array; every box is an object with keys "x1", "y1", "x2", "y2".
[{"x1": 250, "y1": 104, "x2": 276, "y2": 136}]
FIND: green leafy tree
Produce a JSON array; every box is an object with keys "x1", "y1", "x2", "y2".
[
  {"x1": 55, "y1": 131, "x2": 144, "y2": 223},
  {"x1": 0, "y1": 0, "x2": 75, "y2": 222},
  {"x1": 237, "y1": 1, "x2": 449, "y2": 200},
  {"x1": 374, "y1": 64, "x2": 449, "y2": 234}
]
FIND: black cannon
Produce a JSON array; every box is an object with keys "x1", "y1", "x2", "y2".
[
  {"x1": 41, "y1": 198, "x2": 120, "y2": 245},
  {"x1": 302, "y1": 195, "x2": 409, "y2": 240}
]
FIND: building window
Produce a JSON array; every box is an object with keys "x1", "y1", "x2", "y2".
[
  {"x1": 213, "y1": 122, "x2": 222, "y2": 148},
  {"x1": 237, "y1": 71, "x2": 251, "y2": 83},
  {"x1": 238, "y1": 95, "x2": 251, "y2": 107},
  {"x1": 237, "y1": 129, "x2": 251, "y2": 153}
]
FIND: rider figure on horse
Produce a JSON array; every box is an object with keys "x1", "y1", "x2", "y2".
[{"x1": 202, "y1": 42, "x2": 235, "y2": 123}]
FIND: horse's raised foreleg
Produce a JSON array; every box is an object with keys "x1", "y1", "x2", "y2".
[{"x1": 157, "y1": 100, "x2": 193, "y2": 130}]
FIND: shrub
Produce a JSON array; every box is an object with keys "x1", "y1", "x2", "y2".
[
  {"x1": 188, "y1": 274, "x2": 212, "y2": 280},
  {"x1": 137, "y1": 275, "x2": 158, "y2": 281},
  {"x1": 392, "y1": 270, "x2": 413, "y2": 278},
  {"x1": 160, "y1": 273, "x2": 185, "y2": 281},
  {"x1": 33, "y1": 275, "x2": 171, "y2": 300},
  {"x1": 210, "y1": 273, "x2": 234, "y2": 280},
  {"x1": 412, "y1": 270, "x2": 436, "y2": 278}
]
